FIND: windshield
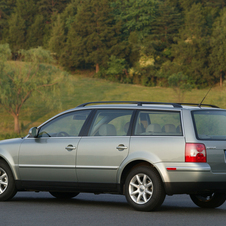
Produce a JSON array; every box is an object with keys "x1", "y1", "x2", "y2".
[{"x1": 192, "y1": 110, "x2": 226, "y2": 140}]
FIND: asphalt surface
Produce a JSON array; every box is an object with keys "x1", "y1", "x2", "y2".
[{"x1": 1, "y1": 192, "x2": 226, "y2": 226}]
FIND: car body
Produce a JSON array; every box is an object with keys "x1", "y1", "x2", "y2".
[{"x1": 1, "y1": 101, "x2": 226, "y2": 211}]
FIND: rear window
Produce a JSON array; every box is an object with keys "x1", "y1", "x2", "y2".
[{"x1": 192, "y1": 110, "x2": 226, "y2": 140}]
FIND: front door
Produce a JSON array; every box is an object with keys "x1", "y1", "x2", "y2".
[{"x1": 19, "y1": 110, "x2": 91, "y2": 186}]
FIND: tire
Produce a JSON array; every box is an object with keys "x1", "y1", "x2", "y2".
[
  {"x1": 0, "y1": 160, "x2": 17, "y2": 201},
  {"x1": 190, "y1": 193, "x2": 226, "y2": 208},
  {"x1": 49, "y1": 192, "x2": 79, "y2": 199},
  {"x1": 125, "y1": 166, "x2": 166, "y2": 211}
]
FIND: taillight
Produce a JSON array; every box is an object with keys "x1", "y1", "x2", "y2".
[{"x1": 185, "y1": 143, "x2": 206, "y2": 162}]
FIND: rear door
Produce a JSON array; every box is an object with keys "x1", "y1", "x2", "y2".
[
  {"x1": 130, "y1": 110, "x2": 185, "y2": 163},
  {"x1": 76, "y1": 109, "x2": 134, "y2": 186}
]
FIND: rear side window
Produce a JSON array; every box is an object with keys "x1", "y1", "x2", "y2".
[
  {"x1": 134, "y1": 111, "x2": 182, "y2": 136},
  {"x1": 88, "y1": 109, "x2": 133, "y2": 136},
  {"x1": 192, "y1": 110, "x2": 226, "y2": 140}
]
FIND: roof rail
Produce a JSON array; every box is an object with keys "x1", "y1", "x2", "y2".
[
  {"x1": 177, "y1": 103, "x2": 219, "y2": 108},
  {"x1": 76, "y1": 101, "x2": 182, "y2": 108}
]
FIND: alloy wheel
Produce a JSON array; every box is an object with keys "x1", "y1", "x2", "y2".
[
  {"x1": 0, "y1": 167, "x2": 8, "y2": 194},
  {"x1": 129, "y1": 173, "x2": 153, "y2": 204}
]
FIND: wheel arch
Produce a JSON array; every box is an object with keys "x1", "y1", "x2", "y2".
[
  {"x1": 119, "y1": 160, "x2": 164, "y2": 194},
  {"x1": 0, "y1": 155, "x2": 19, "y2": 180}
]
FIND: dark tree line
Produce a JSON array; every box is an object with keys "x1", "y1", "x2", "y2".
[{"x1": 1, "y1": 0, "x2": 226, "y2": 87}]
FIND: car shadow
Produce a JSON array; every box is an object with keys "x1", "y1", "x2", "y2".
[{"x1": 10, "y1": 193, "x2": 226, "y2": 213}]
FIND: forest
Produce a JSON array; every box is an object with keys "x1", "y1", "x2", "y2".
[{"x1": 1, "y1": 0, "x2": 226, "y2": 88}]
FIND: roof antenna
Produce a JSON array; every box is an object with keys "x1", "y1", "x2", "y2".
[{"x1": 198, "y1": 86, "x2": 212, "y2": 107}]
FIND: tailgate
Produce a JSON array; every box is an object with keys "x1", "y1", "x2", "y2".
[{"x1": 205, "y1": 141, "x2": 226, "y2": 173}]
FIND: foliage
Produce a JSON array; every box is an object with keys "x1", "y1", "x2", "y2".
[
  {"x1": 112, "y1": 0, "x2": 157, "y2": 39},
  {"x1": 0, "y1": 43, "x2": 11, "y2": 60},
  {"x1": 48, "y1": 14, "x2": 66, "y2": 60},
  {"x1": 1, "y1": 0, "x2": 226, "y2": 87},
  {"x1": 138, "y1": 0, "x2": 183, "y2": 86},
  {"x1": 6, "y1": 12, "x2": 26, "y2": 52},
  {"x1": 163, "y1": 3, "x2": 213, "y2": 87},
  {"x1": 19, "y1": 46, "x2": 54, "y2": 64},
  {"x1": 168, "y1": 72, "x2": 192, "y2": 102},
  {"x1": 63, "y1": 0, "x2": 123, "y2": 72},
  {"x1": 209, "y1": 8, "x2": 226, "y2": 86},
  {"x1": 105, "y1": 55, "x2": 131, "y2": 83},
  {"x1": 26, "y1": 14, "x2": 46, "y2": 48},
  {"x1": 0, "y1": 44, "x2": 65, "y2": 133}
]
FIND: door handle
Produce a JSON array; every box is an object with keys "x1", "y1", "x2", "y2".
[
  {"x1": 65, "y1": 144, "x2": 76, "y2": 151},
  {"x1": 116, "y1": 144, "x2": 128, "y2": 151}
]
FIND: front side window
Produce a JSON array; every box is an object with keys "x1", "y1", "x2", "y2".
[
  {"x1": 88, "y1": 109, "x2": 133, "y2": 136},
  {"x1": 38, "y1": 110, "x2": 91, "y2": 137},
  {"x1": 192, "y1": 110, "x2": 226, "y2": 140},
  {"x1": 134, "y1": 111, "x2": 182, "y2": 136}
]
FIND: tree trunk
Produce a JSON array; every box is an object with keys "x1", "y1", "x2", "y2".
[
  {"x1": 13, "y1": 114, "x2": 20, "y2": 134},
  {"x1": 96, "y1": 63, "x2": 99, "y2": 73}
]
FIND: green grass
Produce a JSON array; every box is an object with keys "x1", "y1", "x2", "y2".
[{"x1": 0, "y1": 73, "x2": 226, "y2": 139}]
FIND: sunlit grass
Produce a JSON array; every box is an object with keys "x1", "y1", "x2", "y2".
[{"x1": 0, "y1": 73, "x2": 226, "y2": 139}]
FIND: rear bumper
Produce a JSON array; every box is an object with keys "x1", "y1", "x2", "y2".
[
  {"x1": 164, "y1": 182, "x2": 226, "y2": 195},
  {"x1": 155, "y1": 162, "x2": 226, "y2": 195}
]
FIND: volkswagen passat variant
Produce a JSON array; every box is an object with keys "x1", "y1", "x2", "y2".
[{"x1": 1, "y1": 101, "x2": 226, "y2": 211}]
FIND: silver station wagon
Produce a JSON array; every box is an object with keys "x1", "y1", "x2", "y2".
[{"x1": 1, "y1": 101, "x2": 226, "y2": 211}]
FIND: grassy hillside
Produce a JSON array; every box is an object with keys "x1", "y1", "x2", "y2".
[{"x1": 0, "y1": 73, "x2": 225, "y2": 139}]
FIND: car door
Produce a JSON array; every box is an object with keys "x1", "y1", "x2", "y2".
[
  {"x1": 130, "y1": 110, "x2": 185, "y2": 163},
  {"x1": 76, "y1": 109, "x2": 133, "y2": 187},
  {"x1": 19, "y1": 110, "x2": 91, "y2": 186}
]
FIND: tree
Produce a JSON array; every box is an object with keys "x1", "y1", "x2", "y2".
[
  {"x1": 210, "y1": 8, "x2": 226, "y2": 86},
  {"x1": 165, "y1": 3, "x2": 212, "y2": 87},
  {"x1": 112, "y1": 0, "x2": 157, "y2": 39},
  {"x1": 7, "y1": 12, "x2": 26, "y2": 52},
  {"x1": 144, "y1": 0, "x2": 183, "y2": 66},
  {"x1": 0, "y1": 44, "x2": 65, "y2": 133},
  {"x1": 6, "y1": 0, "x2": 37, "y2": 51},
  {"x1": 48, "y1": 0, "x2": 83, "y2": 65},
  {"x1": 26, "y1": 14, "x2": 46, "y2": 48},
  {"x1": 135, "y1": 0, "x2": 183, "y2": 86},
  {"x1": 111, "y1": 0, "x2": 158, "y2": 68},
  {"x1": 65, "y1": 0, "x2": 123, "y2": 72},
  {"x1": 36, "y1": 0, "x2": 71, "y2": 47},
  {"x1": 168, "y1": 72, "x2": 192, "y2": 102},
  {"x1": 37, "y1": 0, "x2": 71, "y2": 20},
  {"x1": 0, "y1": 0, "x2": 16, "y2": 40},
  {"x1": 48, "y1": 14, "x2": 66, "y2": 60}
]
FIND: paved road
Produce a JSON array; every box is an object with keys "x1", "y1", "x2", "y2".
[{"x1": 1, "y1": 192, "x2": 226, "y2": 226}]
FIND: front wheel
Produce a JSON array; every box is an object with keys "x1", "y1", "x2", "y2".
[
  {"x1": 190, "y1": 193, "x2": 226, "y2": 208},
  {"x1": 125, "y1": 166, "x2": 165, "y2": 211},
  {"x1": 0, "y1": 160, "x2": 17, "y2": 201},
  {"x1": 49, "y1": 192, "x2": 79, "y2": 199}
]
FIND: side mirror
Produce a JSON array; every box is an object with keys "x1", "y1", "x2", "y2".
[{"x1": 28, "y1": 127, "x2": 38, "y2": 137}]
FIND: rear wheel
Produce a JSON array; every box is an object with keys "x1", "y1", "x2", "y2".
[
  {"x1": 0, "y1": 160, "x2": 17, "y2": 201},
  {"x1": 190, "y1": 193, "x2": 226, "y2": 208},
  {"x1": 49, "y1": 192, "x2": 79, "y2": 199},
  {"x1": 125, "y1": 166, "x2": 165, "y2": 211}
]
